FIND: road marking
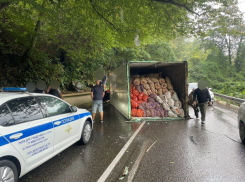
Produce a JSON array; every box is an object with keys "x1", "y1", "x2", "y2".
[
  {"x1": 146, "y1": 140, "x2": 157, "y2": 153},
  {"x1": 97, "y1": 121, "x2": 146, "y2": 182},
  {"x1": 127, "y1": 140, "x2": 150, "y2": 182}
]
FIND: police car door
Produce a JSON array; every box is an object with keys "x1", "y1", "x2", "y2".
[
  {"x1": 0, "y1": 96, "x2": 54, "y2": 167},
  {"x1": 36, "y1": 96, "x2": 80, "y2": 153}
]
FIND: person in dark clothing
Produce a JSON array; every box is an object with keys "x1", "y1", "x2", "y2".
[
  {"x1": 91, "y1": 80, "x2": 105, "y2": 122},
  {"x1": 188, "y1": 88, "x2": 199, "y2": 119},
  {"x1": 35, "y1": 88, "x2": 46, "y2": 94},
  {"x1": 100, "y1": 75, "x2": 108, "y2": 89},
  {"x1": 193, "y1": 87, "x2": 212, "y2": 124},
  {"x1": 47, "y1": 86, "x2": 64, "y2": 99},
  {"x1": 35, "y1": 80, "x2": 47, "y2": 94}
]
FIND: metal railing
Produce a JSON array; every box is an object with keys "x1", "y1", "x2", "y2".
[{"x1": 214, "y1": 93, "x2": 245, "y2": 105}]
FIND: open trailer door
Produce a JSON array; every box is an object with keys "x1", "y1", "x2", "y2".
[{"x1": 110, "y1": 63, "x2": 130, "y2": 119}]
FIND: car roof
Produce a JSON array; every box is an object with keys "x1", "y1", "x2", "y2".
[
  {"x1": 0, "y1": 92, "x2": 29, "y2": 98},
  {"x1": 0, "y1": 92, "x2": 61, "y2": 105}
]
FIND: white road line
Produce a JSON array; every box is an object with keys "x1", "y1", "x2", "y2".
[{"x1": 97, "y1": 121, "x2": 146, "y2": 182}]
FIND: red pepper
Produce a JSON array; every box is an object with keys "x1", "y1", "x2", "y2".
[
  {"x1": 133, "y1": 90, "x2": 139, "y2": 96},
  {"x1": 142, "y1": 94, "x2": 148, "y2": 102},
  {"x1": 130, "y1": 93, "x2": 134, "y2": 98},
  {"x1": 137, "y1": 109, "x2": 144, "y2": 117},
  {"x1": 131, "y1": 109, "x2": 137, "y2": 117},
  {"x1": 139, "y1": 93, "x2": 144, "y2": 97},
  {"x1": 131, "y1": 100, "x2": 139, "y2": 108},
  {"x1": 138, "y1": 93, "x2": 144, "y2": 101},
  {"x1": 132, "y1": 96, "x2": 138, "y2": 101}
]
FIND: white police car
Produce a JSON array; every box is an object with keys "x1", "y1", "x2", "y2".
[{"x1": 0, "y1": 89, "x2": 93, "y2": 182}]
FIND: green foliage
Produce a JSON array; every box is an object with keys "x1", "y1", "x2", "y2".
[
  {"x1": 235, "y1": 36, "x2": 245, "y2": 73},
  {"x1": 189, "y1": 62, "x2": 225, "y2": 83},
  {"x1": 144, "y1": 41, "x2": 176, "y2": 62},
  {"x1": 0, "y1": 0, "x2": 195, "y2": 88},
  {"x1": 213, "y1": 81, "x2": 245, "y2": 99},
  {"x1": 0, "y1": 0, "x2": 243, "y2": 94},
  {"x1": 171, "y1": 37, "x2": 210, "y2": 67},
  {"x1": 0, "y1": 50, "x2": 64, "y2": 87}
]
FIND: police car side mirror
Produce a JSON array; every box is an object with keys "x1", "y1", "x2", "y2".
[{"x1": 71, "y1": 106, "x2": 77, "y2": 112}]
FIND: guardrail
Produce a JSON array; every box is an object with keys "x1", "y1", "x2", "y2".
[{"x1": 214, "y1": 93, "x2": 245, "y2": 105}]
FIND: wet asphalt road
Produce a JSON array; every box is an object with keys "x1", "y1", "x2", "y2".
[{"x1": 19, "y1": 103, "x2": 245, "y2": 182}]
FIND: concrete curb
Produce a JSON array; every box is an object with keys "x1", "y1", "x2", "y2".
[
  {"x1": 63, "y1": 92, "x2": 90, "y2": 98},
  {"x1": 215, "y1": 98, "x2": 240, "y2": 112}
]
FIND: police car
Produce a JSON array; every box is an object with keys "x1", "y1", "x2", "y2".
[{"x1": 0, "y1": 88, "x2": 93, "y2": 181}]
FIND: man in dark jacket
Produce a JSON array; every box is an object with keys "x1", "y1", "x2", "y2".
[
  {"x1": 47, "y1": 86, "x2": 63, "y2": 99},
  {"x1": 193, "y1": 83, "x2": 212, "y2": 124}
]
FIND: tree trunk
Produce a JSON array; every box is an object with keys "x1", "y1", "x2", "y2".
[
  {"x1": 225, "y1": 35, "x2": 232, "y2": 77},
  {"x1": 22, "y1": 0, "x2": 46, "y2": 62},
  {"x1": 225, "y1": 35, "x2": 232, "y2": 65},
  {"x1": 237, "y1": 35, "x2": 243, "y2": 57},
  {"x1": 22, "y1": 20, "x2": 41, "y2": 61},
  {"x1": 228, "y1": 36, "x2": 231, "y2": 65},
  {"x1": 235, "y1": 35, "x2": 244, "y2": 72}
]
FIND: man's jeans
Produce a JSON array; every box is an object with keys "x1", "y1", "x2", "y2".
[{"x1": 92, "y1": 100, "x2": 103, "y2": 113}]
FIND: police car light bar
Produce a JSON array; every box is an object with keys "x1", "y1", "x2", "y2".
[{"x1": 2, "y1": 87, "x2": 27, "y2": 91}]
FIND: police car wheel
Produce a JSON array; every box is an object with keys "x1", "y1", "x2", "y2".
[
  {"x1": 0, "y1": 160, "x2": 18, "y2": 182},
  {"x1": 79, "y1": 120, "x2": 92, "y2": 145}
]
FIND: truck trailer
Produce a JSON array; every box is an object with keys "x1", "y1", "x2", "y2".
[{"x1": 110, "y1": 61, "x2": 188, "y2": 121}]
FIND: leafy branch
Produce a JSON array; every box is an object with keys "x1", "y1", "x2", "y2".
[
  {"x1": 152, "y1": 0, "x2": 234, "y2": 17},
  {"x1": 152, "y1": 0, "x2": 199, "y2": 15},
  {"x1": 89, "y1": 0, "x2": 135, "y2": 33},
  {"x1": 89, "y1": 0, "x2": 119, "y2": 31}
]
